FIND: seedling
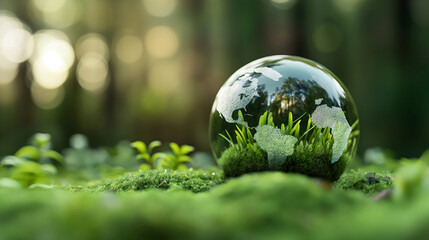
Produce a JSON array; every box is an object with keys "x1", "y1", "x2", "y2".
[
  {"x1": 0, "y1": 133, "x2": 62, "y2": 187},
  {"x1": 14, "y1": 133, "x2": 63, "y2": 164},
  {"x1": 131, "y1": 140, "x2": 163, "y2": 170},
  {"x1": 158, "y1": 143, "x2": 195, "y2": 170}
]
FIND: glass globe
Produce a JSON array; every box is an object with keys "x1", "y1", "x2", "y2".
[{"x1": 209, "y1": 55, "x2": 359, "y2": 181}]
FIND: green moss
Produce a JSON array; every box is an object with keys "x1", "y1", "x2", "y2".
[
  {"x1": 218, "y1": 142, "x2": 348, "y2": 181},
  {"x1": 68, "y1": 169, "x2": 225, "y2": 193},
  {"x1": 284, "y1": 143, "x2": 349, "y2": 181},
  {"x1": 217, "y1": 143, "x2": 268, "y2": 177},
  {"x1": 333, "y1": 170, "x2": 393, "y2": 195},
  {"x1": 6, "y1": 172, "x2": 429, "y2": 239}
]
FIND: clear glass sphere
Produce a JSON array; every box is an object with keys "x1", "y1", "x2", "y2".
[{"x1": 209, "y1": 55, "x2": 359, "y2": 181}]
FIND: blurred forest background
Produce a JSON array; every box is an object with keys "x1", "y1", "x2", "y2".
[{"x1": 0, "y1": 0, "x2": 427, "y2": 158}]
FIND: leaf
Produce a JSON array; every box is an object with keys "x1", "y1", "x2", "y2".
[
  {"x1": 157, "y1": 154, "x2": 175, "y2": 169},
  {"x1": 11, "y1": 161, "x2": 45, "y2": 187},
  {"x1": 137, "y1": 153, "x2": 150, "y2": 161},
  {"x1": 267, "y1": 112, "x2": 274, "y2": 127},
  {"x1": 246, "y1": 128, "x2": 254, "y2": 144},
  {"x1": 287, "y1": 112, "x2": 293, "y2": 134},
  {"x1": 28, "y1": 184, "x2": 53, "y2": 189},
  {"x1": 148, "y1": 141, "x2": 162, "y2": 153},
  {"x1": 41, "y1": 164, "x2": 57, "y2": 175},
  {"x1": 178, "y1": 155, "x2": 192, "y2": 163},
  {"x1": 42, "y1": 150, "x2": 64, "y2": 163},
  {"x1": 15, "y1": 146, "x2": 40, "y2": 161},
  {"x1": 0, "y1": 178, "x2": 22, "y2": 188},
  {"x1": 34, "y1": 133, "x2": 51, "y2": 149},
  {"x1": 351, "y1": 119, "x2": 359, "y2": 130},
  {"x1": 259, "y1": 111, "x2": 267, "y2": 126},
  {"x1": 294, "y1": 120, "x2": 301, "y2": 138},
  {"x1": 1, "y1": 156, "x2": 25, "y2": 166},
  {"x1": 219, "y1": 133, "x2": 234, "y2": 148},
  {"x1": 176, "y1": 164, "x2": 187, "y2": 171},
  {"x1": 151, "y1": 153, "x2": 165, "y2": 161},
  {"x1": 281, "y1": 123, "x2": 286, "y2": 134},
  {"x1": 139, "y1": 163, "x2": 151, "y2": 171},
  {"x1": 180, "y1": 145, "x2": 195, "y2": 155},
  {"x1": 170, "y1": 143, "x2": 181, "y2": 155},
  {"x1": 131, "y1": 141, "x2": 147, "y2": 154}
]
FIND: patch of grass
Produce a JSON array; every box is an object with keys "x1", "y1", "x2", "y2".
[
  {"x1": 333, "y1": 170, "x2": 393, "y2": 195},
  {"x1": 218, "y1": 110, "x2": 358, "y2": 181}
]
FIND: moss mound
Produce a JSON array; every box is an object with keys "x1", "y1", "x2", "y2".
[
  {"x1": 333, "y1": 170, "x2": 393, "y2": 194},
  {"x1": 218, "y1": 143, "x2": 348, "y2": 181},
  {"x1": 69, "y1": 169, "x2": 225, "y2": 193},
  {"x1": 4, "y1": 171, "x2": 429, "y2": 239},
  {"x1": 218, "y1": 143, "x2": 268, "y2": 177}
]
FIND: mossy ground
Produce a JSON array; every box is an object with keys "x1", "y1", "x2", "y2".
[
  {"x1": 2, "y1": 149, "x2": 429, "y2": 240},
  {"x1": 218, "y1": 143, "x2": 348, "y2": 181},
  {"x1": 333, "y1": 170, "x2": 393, "y2": 194},
  {"x1": 1, "y1": 170, "x2": 429, "y2": 240},
  {"x1": 66, "y1": 169, "x2": 225, "y2": 193}
]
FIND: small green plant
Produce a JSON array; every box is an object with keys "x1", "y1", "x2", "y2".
[
  {"x1": 15, "y1": 133, "x2": 63, "y2": 164},
  {"x1": 0, "y1": 133, "x2": 61, "y2": 187},
  {"x1": 158, "y1": 143, "x2": 195, "y2": 170},
  {"x1": 131, "y1": 140, "x2": 163, "y2": 171}
]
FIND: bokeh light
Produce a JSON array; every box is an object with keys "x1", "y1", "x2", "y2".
[
  {"x1": 271, "y1": 0, "x2": 297, "y2": 10},
  {"x1": 145, "y1": 26, "x2": 179, "y2": 58},
  {"x1": 0, "y1": 11, "x2": 33, "y2": 85},
  {"x1": 77, "y1": 53, "x2": 109, "y2": 92},
  {"x1": 143, "y1": 0, "x2": 178, "y2": 17},
  {"x1": 115, "y1": 35, "x2": 143, "y2": 64},
  {"x1": 33, "y1": 0, "x2": 66, "y2": 13},
  {"x1": 1, "y1": 28, "x2": 33, "y2": 64},
  {"x1": 30, "y1": 0, "x2": 80, "y2": 29},
  {"x1": 148, "y1": 62, "x2": 181, "y2": 94},
  {"x1": 30, "y1": 30, "x2": 74, "y2": 89},
  {"x1": 313, "y1": 23, "x2": 342, "y2": 53},
  {"x1": 31, "y1": 83, "x2": 65, "y2": 109},
  {"x1": 76, "y1": 33, "x2": 109, "y2": 60},
  {"x1": 332, "y1": 0, "x2": 364, "y2": 13}
]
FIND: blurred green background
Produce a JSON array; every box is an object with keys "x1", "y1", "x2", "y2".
[{"x1": 0, "y1": 0, "x2": 427, "y2": 158}]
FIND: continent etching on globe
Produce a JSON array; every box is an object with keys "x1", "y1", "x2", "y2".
[
  {"x1": 311, "y1": 102, "x2": 352, "y2": 163},
  {"x1": 215, "y1": 75, "x2": 259, "y2": 126},
  {"x1": 254, "y1": 125, "x2": 298, "y2": 170},
  {"x1": 253, "y1": 67, "x2": 282, "y2": 81},
  {"x1": 215, "y1": 67, "x2": 282, "y2": 126}
]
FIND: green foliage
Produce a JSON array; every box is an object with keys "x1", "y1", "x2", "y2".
[
  {"x1": 14, "y1": 133, "x2": 63, "y2": 164},
  {"x1": 158, "y1": 143, "x2": 195, "y2": 170},
  {"x1": 393, "y1": 161, "x2": 427, "y2": 200},
  {"x1": 333, "y1": 170, "x2": 393, "y2": 195},
  {"x1": 131, "y1": 141, "x2": 195, "y2": 171},
  {"x1": 131, "y1": 140, "x2": 163, "y2": 170},
  {"x1": 0, "y1": 133, "x2": 62, "y2": 188}
]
